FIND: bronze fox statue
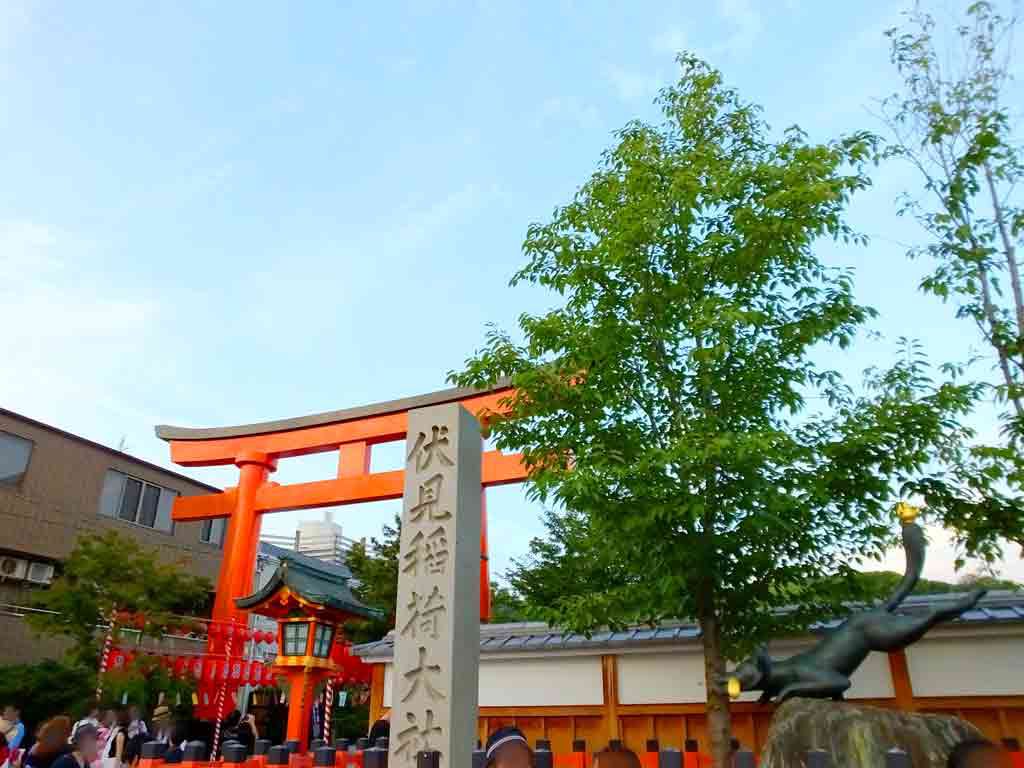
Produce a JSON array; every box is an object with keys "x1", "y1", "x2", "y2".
[{"x1": 720, "y1": 507, "x2": 986, "y2": 703}]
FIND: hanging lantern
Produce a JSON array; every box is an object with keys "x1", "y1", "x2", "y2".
[
  {"x1": 250, "y1": 662, "x2": 263, "y2": 685},
  {"x1": 174, "y1": 656, "x2": 189, "y2": 678},
  {"x1": 237, "y1": 627, "x2": 249, "y2": 642},
  {"x1": 230, "y1": 660, "x2": 243, "y2": 682},
  {"x1": 219, "y1": 658, "x2": 231, "y2": 682},
  {"x1": 110, "y1": 648, "x2": 127, "y2": 671},
  {"x1": 208, "y1": 622, "x2": 221, "y2": 638},
  {"x1": 239, "y1": 661, "x2": 251, "y2": 685},
  {"x1": 204, "y1": 657, "x2": 219, "y2": 685},
  {"x1": 191, "y1": 656, "x2": 204, "y2": 680}
]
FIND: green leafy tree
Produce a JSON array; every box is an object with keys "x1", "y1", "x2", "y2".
[
  {"x1": 882, "y1": 1, "x2": 1024, "y2": 560},
  {"x1": 453, "y1": 55, "x2": 979, "y2": 768},
  {"x1": 833, "y1": 569, "x2": 1018, "y2": 597},
  {"x1": 344, "y1": 516, "x2": 400, "y2": 644},
  {"x1": 27, "y1": 531, "x2": 211, "y2": 668},
  {"x1": 0, "y1": 660, "x2": 94, "y2": 740},
  {"x1": 489, "y1": 581, "x2": 528, "y2": 623}
]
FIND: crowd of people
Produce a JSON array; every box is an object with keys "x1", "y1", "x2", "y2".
[
  {"x1": 0, "y1": 704, "x2": 258, "y2": 768},
  {"x1": 0, "y1": 705, "x2": 1008, "y2": 768}
]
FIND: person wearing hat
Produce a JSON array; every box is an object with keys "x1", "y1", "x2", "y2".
[
  {"x1": 150, "y1": 707, "x2": 173, "y2": 747},
  {"x1": 51, "y1": 726, "x2": 99, "y2": 768},
  {"x1": 484, "y1": 727, "x2": 533, "y2": 768}
]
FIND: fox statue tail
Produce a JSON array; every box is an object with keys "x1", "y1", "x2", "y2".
[{"x1": 883, "y1": 516, "x2": 926, "y2": 612}]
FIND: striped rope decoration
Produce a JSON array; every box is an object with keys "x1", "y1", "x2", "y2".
[
  {"x1": 323, "y1": 677, "x2": 334, "y2": 744},
  {"x1": 211, "y1": 621, "x2": 234, "y2": 760},
  {"x1": 95, "y1": 606, "x2": 118, "y2": 703}
]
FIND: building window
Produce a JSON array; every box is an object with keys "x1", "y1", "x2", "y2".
[
  {"x1": 99, "y1": 469, "x2": 176, "y2": 533},
  {"x1": 282, "y1": 623, "x2": 309, "y2": 656},
  {"x1": 201, "y1": 519, "x2": 226, "y2": 547},
  {"x1": 312, "y1": 624, "x2": 334, "y2": 658},
  {"x1": 0, "y1": 431, "x2": 33, "y2": 487}
]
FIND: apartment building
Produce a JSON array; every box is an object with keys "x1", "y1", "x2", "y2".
[{"x1": 0, "y1": 407, "x2": 225, "y2": 664}]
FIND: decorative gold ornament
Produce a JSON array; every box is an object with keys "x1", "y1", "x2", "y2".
[
  {"x1": 896, "y1": 502, "x2": 921, "y2": 523},
  {"x1": 727, "y1": 677, "x2": 741, "y2": 699}
]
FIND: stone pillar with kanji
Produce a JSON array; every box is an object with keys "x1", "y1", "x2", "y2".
[{"x1": 389, "y1": 404, "x2": 481, "y2": 768}]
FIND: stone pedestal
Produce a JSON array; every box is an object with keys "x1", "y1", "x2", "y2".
[
  {"x1": 761, "y1": 699, "x2": 982, "y2": 768},
  {"x1": 389, "y1": 404, "x2": 482, "y2": 768}
]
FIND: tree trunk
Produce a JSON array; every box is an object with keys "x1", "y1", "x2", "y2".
[{"x1": 700, "y1": 612, "x2": 732, "y2": 768}]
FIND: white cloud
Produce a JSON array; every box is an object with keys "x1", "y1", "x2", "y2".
[
  {"x1": 0, "y1": 219, "x2": 162, "y2": 440},
  {"x1": 535, "y1": 96, "x2": 602, "y2": 134},
  {"x1": 651, "y1": 26, "x2": 687, "y2": 57},
  {"x1": 878, "y1": 523, "x2": 1024, "y2": 584},
  {"x1": 604, "y1": 65, "x2": 662, "y2": 104},
  {"x1": 714, "y1": 0, "x2": 762, "y2": 56}
]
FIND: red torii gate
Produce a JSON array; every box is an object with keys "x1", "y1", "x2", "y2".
[{"x1": 155, "y1": 381, "x2": 526, "y2": 627}]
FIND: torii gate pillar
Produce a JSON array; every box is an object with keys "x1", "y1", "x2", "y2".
[{"x1": 214, "y1": 450, "x2": 277, "y2": 626}]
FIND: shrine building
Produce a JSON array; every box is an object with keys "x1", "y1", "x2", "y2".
[{"x1": 353, "y1": 590, "x2": 1024, "y2": 754}]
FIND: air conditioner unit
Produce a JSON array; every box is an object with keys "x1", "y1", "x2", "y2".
[
  {"x1": 0, "y1": 557, "x2": 28, "y2": 581},
  {"x1": 26, "y1": 562, "x2": 54, "y2": 585}
]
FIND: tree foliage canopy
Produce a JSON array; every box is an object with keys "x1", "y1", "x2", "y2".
[
  {"x1": 883, "y1": 1, "x2": 1024, "y2": 560},
  {"x1": 28, "y1": 530, "x2": 211, "y2": 667},
  {"x1": 455, "y1": 55, "x2": 978, "y2": 664},
  {"x1": 344, "y1": 516, "x2": 400, "y2": 644}
]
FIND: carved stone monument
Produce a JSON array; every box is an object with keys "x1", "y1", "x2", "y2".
[{"x1": 389, "y1": 404, "x2": 482, "y2": 768}]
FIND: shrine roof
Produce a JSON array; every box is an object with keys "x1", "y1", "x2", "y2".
[
  {"x1": 155, "y1": 379, "x2": 511, "y2": 441},
  {"x1": 258, "y1": 541, "x2": 353, "y2": 581},
  {"x1": 352, "y1": 590, "x2": 1024, "y2": 660},
  {"x1": 236, "y1": 551, "x2": 383, "y2": 621}
]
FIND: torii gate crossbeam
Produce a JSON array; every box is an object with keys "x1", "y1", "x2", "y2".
[{"x1": 155, "y1": 382, "x2": 525, "y2": 628}]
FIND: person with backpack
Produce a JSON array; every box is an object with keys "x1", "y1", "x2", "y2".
[{"x1": 99, "y1": 711, "x2": 129, "y2": 768}]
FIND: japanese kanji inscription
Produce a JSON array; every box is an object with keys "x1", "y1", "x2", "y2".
[{"x1": 390, "y1": 404, "x2": 481, "y2": 768}]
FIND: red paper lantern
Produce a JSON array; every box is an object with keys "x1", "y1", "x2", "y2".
[
  {"x1": 208, "y1": 622, "x2": 220, "y2": 637},
  {"x1": 230, "y1": 660, "x2": 243, "y2": 682},
  {"x1": 109, "y1": 649, "x2": 127, "y2": 671},
  {"x1": 204, "y1": 657, "x2": 218, "y2": 684},
  {"x1": 237, "y1": 627, "x2": 249, "y2": 642},
  {"x1": 250, "y1": 662, "x2": 263, "y2": 685},
  {"x1": 174, "y1": 657, "x2": 189, "y2": 678},
  {"x1": 191, "y1": 657, "x2": 204, "y2": 680}
]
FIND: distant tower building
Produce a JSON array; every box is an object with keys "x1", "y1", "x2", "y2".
[
  {"x1": 295, "y1": 520, "x2": 350, "y2": 566},
  {"x1": 258, "y1": 515, "x2": 355, "y2": 569}
]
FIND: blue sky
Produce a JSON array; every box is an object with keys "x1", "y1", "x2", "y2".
[{"x1": 2, "y1": 0, "x2": 1021, "y2": 581}]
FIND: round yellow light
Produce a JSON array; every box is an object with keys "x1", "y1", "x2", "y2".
[{"x1": 727, "y1": 677, "x2": 741, "y2": 699}]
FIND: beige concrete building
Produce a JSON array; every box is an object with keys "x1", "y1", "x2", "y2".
[{"x1": 0, "y1": 407, "x2": 225, "y2": 665}]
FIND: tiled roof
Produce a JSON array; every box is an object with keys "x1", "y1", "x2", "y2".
[
  {"x1": 352, "y1": 590, "x2": 1024, "y2": 661},
  {"x1": 238, "y1": 549, "x2": 382, "y2": 620},
  {"x1": 258, "y1": 541, "x2": 353, "y2": 580}
]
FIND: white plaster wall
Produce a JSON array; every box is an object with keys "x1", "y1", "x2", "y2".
[
  {"x1": 618, "y1": 652, "x2": 707, "y2": 704},
  {"x1": 617, "y1": 648, "x2": 893, "y2": 705},
  {"x1": 479, "y1": 656, "x2": 603, "y2": 706},
  {"x1": 906, "y1": 635, "x2": 1024, "y2": 697},
  {"x1": 381, "y1": 656, "x2": 604, "y2": 707}
]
